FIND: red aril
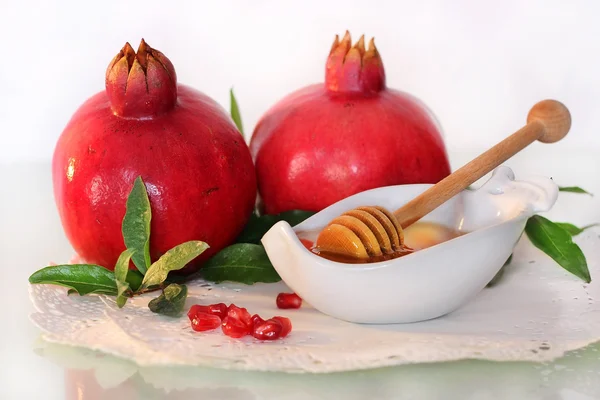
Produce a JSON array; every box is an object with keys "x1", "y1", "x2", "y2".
[
  {"x1": 189, "y1": 302, "x2": 294, "y2": 340},
  {"x1": 209, "y1": 303, "x2": 229, "y2": 320},
  {"x1": 250, "y1": 32, "x2": 451, "y2": 214},
  {"x1": 251, "y1": 314, "x2": 265, "y2": 329},
  {"x1": 276, "y1": 292, "x2": 302, "y2": 309},
  {"x1": 271, "y1": 316, "x2": 292, "y2": 337},
  {"x1": 52, "y1": 39, "x2": 257, "y2": 274},
  {"x1": 222, "y1": 316, "x2": 252, "y2": 338},
  {"x1": 187, "y1": 305, "x2": 206, "y2": 321},
  {"x1": 227, "y1": 304, "x2": 252, "y2": 328},
  {"x1": 190, "y1": 313, "x2": 221, "y2": 332},
  {"x1": 252, "y1": 319, "x2": 283, "y2": 341},
  {"x1": 188, "y1": 303, "x2": 228, "y2": 321}
]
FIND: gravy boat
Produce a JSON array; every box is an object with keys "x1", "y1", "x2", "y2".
[{"x1": 261, "y1": 166, "x2": 558, "y2": 324}]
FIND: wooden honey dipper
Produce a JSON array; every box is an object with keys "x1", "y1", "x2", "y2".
[{"x1": 315, "y1": 100, "x2": 571, "y2": 260}]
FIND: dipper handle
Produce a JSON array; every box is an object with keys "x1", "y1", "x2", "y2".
[{"x1": 393, "y1": 100, "x2": 571, "y2": 228}]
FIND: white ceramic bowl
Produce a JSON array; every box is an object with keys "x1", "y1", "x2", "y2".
[{"x1": 261, "y1": 166, "x2": 558, "y2": 324}]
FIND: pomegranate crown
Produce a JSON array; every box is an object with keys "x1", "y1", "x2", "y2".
[
  {"x1": 325, "y1": 31, "x2": 385, "y2": 93},
  {"x1": 105, "y1": 39, "x2": 178, "y2": 118}
]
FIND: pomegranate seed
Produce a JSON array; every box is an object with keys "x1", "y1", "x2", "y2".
[
  {"x1": 227, "y1": 304, "x2": 252, "y2": 328},
  {"x1": 276, "y1": 292, "x2": 302, "y2": 309},
  {"x1": 300, "y1": 238, "x2": 313, "y2": 250},
  {"x1": 207, "y1": 303, "x2": 228, "y2": 320},
  {"x1": 251, "y1": 314, "x2": 265, "y2": 329},
  {"x1": 272, "y1": 316, "x2": 292, "y2": 337},
  {"x1": 222, "y1": 316, "x2": 251, "y2": 338},
  {"x1": 189, "y1": 302, "x2": 294, "y2": 341},
  {"x1": 187, "y1": 304, "x2": 208, "y2": 321},
  {"x1": 190, "y1": 313, "x2": 221, "y2": 332},
  {"x1": 187, "y1": 303, "x2": 229, "y2": 321},
  {"x1": 253, "y1": 319, "x2": 283, "y2": 341}
]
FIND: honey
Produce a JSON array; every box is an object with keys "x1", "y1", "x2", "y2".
[{"x1": 298, "y1": 221, "x2": 465, "y2": 264}]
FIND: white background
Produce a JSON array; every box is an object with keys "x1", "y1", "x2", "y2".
[{"x1": 0, "y1": 0, "x2": 598, "y2": 163}]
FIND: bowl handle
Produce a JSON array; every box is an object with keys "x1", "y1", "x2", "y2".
[{"x1": 482, "y1": 166, "x2": 559, "y2": 215}]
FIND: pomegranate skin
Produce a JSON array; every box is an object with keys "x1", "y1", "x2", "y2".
[
  {"x1": 250, "y1": 86, "x2": 451, "y2": 214},
  {"x1": 53, "y1": 48, "x2": 256, "y2": 274},
  {"x1": 250, "y1": 33, "x2": 451, "y2": 214}
]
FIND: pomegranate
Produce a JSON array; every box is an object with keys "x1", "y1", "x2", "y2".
[
  {"x1": 250, "y1": 32, "x2": 451, "y2": 214},
  {"x1": 52, "y1": 40, "x2": 257, "y2": 274}
]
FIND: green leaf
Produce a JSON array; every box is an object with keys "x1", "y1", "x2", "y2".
[
  {"x1": 148, "y1": 283, "x2": 188, "y2": 317},
  {"x1": 558, "y1": 186, "x2": 593, "y2": 196},
  {"x1": 126, "y1": 270, "x2": 144, "y2": 292},
  {"x1": 122, "y1": 176, "x2": 152, "y2": 274},
  {"x1": 525, "y1": 215, "x2": 591, "y2": 283},
  {"x1": 202, "y1": 243, "x2": 281, "y2": 284},
  {"x1": 236, "y1": 210, "x2": 316, "y2": 245},
  {"x1": 230, "y1": 88, "x2": 244, "y2": 137},
  {"x1": 141, "y1": 241, "x2": 209, "y2": 289},
  {"x1": 29, "y1": 264, "x2": 118, "y2": 295},
  {"x1": 29, "y1": 264, "x2": 145, "y2": 296},
  {"x1": 553, "y1": 222, "x2": 599, "y2": 236},
  {"x1": 114, "y1": 249, "x2": 135, "y2": 308}
]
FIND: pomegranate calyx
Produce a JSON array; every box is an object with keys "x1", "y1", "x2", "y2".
[
  {"x1": 105, "y1": 39, "x2": 178, "y2": 118},
  {"x1": 325, "y1": 31, "x2": 385, "y2": 94}
]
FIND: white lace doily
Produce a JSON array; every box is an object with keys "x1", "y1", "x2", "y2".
[{"x1": 29, "y1": 231, "x2": 600, "y2": 373}]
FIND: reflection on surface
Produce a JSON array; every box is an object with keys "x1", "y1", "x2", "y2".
[{"x1": 34, "y1": 339, "x2": 600, "y2": 400}]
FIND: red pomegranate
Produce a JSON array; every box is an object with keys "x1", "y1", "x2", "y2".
[
  {"x1": 250, "y1": 32, "x2": 451, "y2": 214},
  {"x1": 52, "y1": 40, "x2": 257, "y2": 274}
]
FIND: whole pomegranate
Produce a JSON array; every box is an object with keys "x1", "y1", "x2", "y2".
[
  {"x1": 250, "y1": 32, "x2": 451, "y2": 214},
  {"x1": 52, "y1": 40, "x2": 257, "y2": 274}
]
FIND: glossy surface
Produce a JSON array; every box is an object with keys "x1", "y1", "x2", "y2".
[
  {"x1": 250, "y1": 33, "x2": 451, "y2": 214},
  {"x1": 3, "y1": 158, "x2": 599, "y2": 399},
  {"x1": 251, "y1": 86, "x2": 451, "y2": 214},
  {"x1": 52, "y1": 84, "x2": 257, "y2": 274}
]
